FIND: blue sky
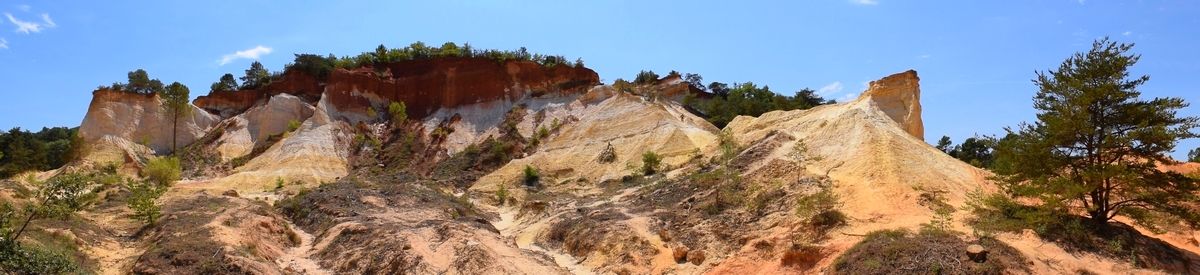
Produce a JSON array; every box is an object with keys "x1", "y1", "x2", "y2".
[{"x1": 1, "y1": 0, "x2": 1198, "y2": 158}]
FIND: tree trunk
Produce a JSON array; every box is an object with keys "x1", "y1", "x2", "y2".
[
  {"x1": 171, "y1": 114, "x2": 178, "y2": 154},
  {"x1": 10, "y1": 209, "x2": 37, "y2": 245}
]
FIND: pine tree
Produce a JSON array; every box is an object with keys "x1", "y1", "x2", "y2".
[
  {"x1": 240, "y1": 61, "x2": 271, "y2": 89},
  {"x1": 160, "y1": 82, "x2": 191, "y2": 153},
  {"x1": 210, "y1": 73, "x2": 239, "y2": 92},
  {"x1": 992, "y1": 38, "x2": 1200, "y2": 229}
]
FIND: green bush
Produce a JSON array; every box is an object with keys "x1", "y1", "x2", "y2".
[
  {"x1": 795, "y1": 187, "x2": 845, "y2": 230},
  {"x1": 0, "y1": 240, "x2": 81, "y2": 275},
  {"x1": 126, "y1": 179, "x2": 166, "y2": 225},
  {"x1": 634, "y1": 70, "x2": 660, "y2": 84},
  {"x1": 831, "y1": 228, "x2": 1029, "y2": 275},
  {"x1": 0, "y1": 172, "x2": 96, "y2": 273},
  {"x1": 287, "y1": 119, "x2": 302, "y2": 133},
  {"x1": 496, "y1": 184, "x2": 510, "y2": 206},
  {"x1": 688, "y1": 83, "x2": 832, "y2": 128},
  {"x1": 641, "y1": 151, "x2": 662, "y2": 176},
  {"x1": 388, "y1": 101, "x2": 408, "y2": 126},
  {"x1": 523, "y1": 165, "x2": 540, "y2": 187},
  {"x1": 142, "y1": 157, "x2": 181, "y2": 187}
]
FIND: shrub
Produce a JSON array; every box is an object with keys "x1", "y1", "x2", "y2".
[
  {"x1": 634, "y1": 70, "x2": 660, "y2": 84},
  {"x1": 641, "y1": 151, "x2": 662, "y2": 176},
  {"x1": 126, "y1": 179, "x2": 166, "y2": 225},
  {"x1": 612, "y1": 79, "x2": 634, "y2": 93},
  {"x1": 275, "y1": 177, "x2": 285, "y2": 190},
  {"x1": 496, "y1": 184, "x2": 510, "y2": 206},
  {"x1": 831, "y1": 229, "x2": 1029, "y2": 275},
  {"x1": 0, "y1": 239, "x2": 81, "y2": 275},
  {"x1": 287, "y1": 119, "x2": 302, "y2": 133},
  {"x1": 142, "y1": 157, "x2": 181, "y2": 187},
  {"x1": 795, "y1": 188, "x2": 838, "y2": 218},
  {"x1": 537, "y1": 126, "x2": 550, "y2": 140},
  {"x1": 688, "y1": 83, "x2": 832, "y2": 128},
  {"x1": 388, "y1": 101, "x2": 408, "y2": 125},
  {"x1": 523, "y1": 165, "x2": 540, "y2": 187}
]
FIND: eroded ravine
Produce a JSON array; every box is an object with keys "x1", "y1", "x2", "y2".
[{"x1": 275, "y1": 220, "x2": 331, "y2": 274}]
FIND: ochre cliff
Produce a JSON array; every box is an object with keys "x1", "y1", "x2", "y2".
[
  {"x1": 79, "y1": 89, "x2": 219, "y2": 154},
  {"x1": 322, "y1": 57, "x2": 599, "y2": 119},
  {"x1": 193, "y1": 70, "x2": 322, "y2": 117},
  {"x1": 858, "y1": 70, "x2": 923, "y2": 141},
  {"x1": 193, "y1": 57, "x2": 599, "y2": 120}
]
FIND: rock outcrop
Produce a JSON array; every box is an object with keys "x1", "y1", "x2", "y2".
[
  {"x1": 725, "y1": 70, "x2": 983, "y2": 222},
  {"x1": 857, "y1": 70, "x2": 923, "y2": 140},
  {"x1": 211, "y1": 95, "x2": 351, "y2": 190},
  {"x1": 79, "y1": 89, "x2": 219, "y2": 155},
  {"x1": 193, "y1": 70, "x2": 322, "y2": 117},
  {"x1": 471, "y1": 86, "x2": 719, "y2": 192},
  {"x1": 214, "y1": 94, "x2": 316, "y2": 160},
  {"x1": 322, "y1": 57, "x2": 599, "y2": 121}
]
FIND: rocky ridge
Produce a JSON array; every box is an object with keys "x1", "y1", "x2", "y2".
[{"x1": 40, "y1": 58, "x2": 1200, "y2": 274}]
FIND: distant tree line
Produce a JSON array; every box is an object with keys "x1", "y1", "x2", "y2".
[
  {"x1": 204, "y1": 42, "x2": 585, "y2": 94},
  {"x1": 0, "y1": 127, "x2": 80, "y2": 178},
  {"x1": 935, "y1": 135, "x2": 996, "y2": 168},
  {"x1": 645, "y1": 71, "x2": 833, "y2": 128}
]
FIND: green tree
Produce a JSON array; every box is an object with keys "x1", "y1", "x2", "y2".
[
  {"x1": 124, "y1": 69, "x2": 165, "y2": 94},
  {"x1": 935, "y1": 136, "x2": 954, "y2": 153},
  {"x1": 0, "y1": 128, "x2": 46, "y2": 176},
  {"x1": 1188, "y1": 148, "x2": 1200, "y2": 163},
  {"x1": 0, "y1": 127, "x2": 80, "y2": 177},
  {"x1": 952, "y1": 137, "x2": 995, "y2": 168},
  {"x1": 5, "y1": 173, "x2": 95, "y2": 244},
  {"x1": 160, "y1": 82, "x2": 192, "y2": 153},
  {"x1": 126, "y1": 179, "x2": 165, "y2": 225},
  {"x1": 708, "y1": 82, "x2": 730, "y2": 98},
  {"x1": 240, "y1": 61, "x2": 271, "y2": 89},
  {"x1": 438, "y1": 42, "x2": 461, "y2": 57},
  {"x1": 634, "y1": 70, "x2": 660, "y2": 85},
  {"x1": 288, "y1": 54, "x2": 336, "y2": 80},
  {"x1": 991, "y1": 38, "x2": 1200, "y2": 228},
  {"x1": 374, "y1": 44, "x2": 389, "y2": 63},
  {"x1": 388, "y1": 101, "x2": 408, "y2": 126},
  {"x1": 683, "y1": 73, "x2": 704, "y2": 90},
  {"x1": 210, "y1": 73, "x2": 239, "y2": 92}
]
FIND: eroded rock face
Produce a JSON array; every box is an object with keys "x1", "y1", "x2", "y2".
[
  {"x1": 133, "y1": 193, "x2": 296, "y2": 275},
  {"x1": 858, "y1": 70, "x2": 923, "y2": 141},
  {"x1": 471, "y1": 87, "x2": 720, "y2": 191},
  {"x1": 78, "y1": 90, "x2": 219, "y2": 154},
  {"x1": 193, "y1": 70, "x2": 322, "y2": 117},
  {"x1": 323, "y1": 57, "x2": 599, "y2": 120},
  {"x1": 214, "y1": 94, "x2": 317, "y2": 160},
  {"x1": 212, "y1": 95, "x2": 351, "y2": 190}
]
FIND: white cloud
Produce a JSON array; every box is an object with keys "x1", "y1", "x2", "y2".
[
  {"x1": 219, "y1": 45, "x2": 273, "y2": 65},
  {"x1": 851, "y1": 0, "x2": 878, "y2": 5},
  {"x1": 1122, "y1": 31, "x2": 1132, "y2": 36},
  {"x1": 0, "y1": 38, "x2": 8, "y2": 49},
  {"x1": 837, "y1": 92, "x2": 860, "y2": 103},
  {"x1": 40, "y1": 14, "x2": 54, "y2": 28},
  {"x1": 918, "y1": 54, "x2": 931, "y2": 59},
  {"x1": 5, "y1": 13, "x2": 44, "y2": 34},
  {"x1": 817, "y1": 81, "x2": 844, "y2": 97},
  {"x1": 17, "y1": 5, "x2": 30, "y2": 12}
]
